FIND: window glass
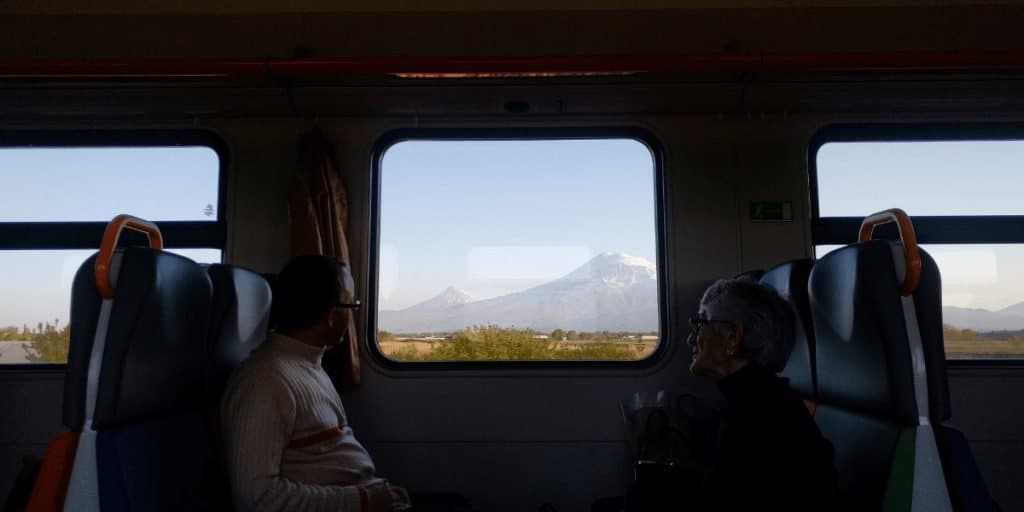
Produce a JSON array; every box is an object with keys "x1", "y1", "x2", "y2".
[
  {"x1": 0, "y1": 249, "x2": 221, "y2": 364},
  {"x1": 817, "y1": 140, "x2": 1024, "y2": 217},
  {"x1": 0, "y1": 146, "x2": 220, "y2": 222},
  {"x1": 376, "y1": 138, "x2": 660, "y2": 362}
]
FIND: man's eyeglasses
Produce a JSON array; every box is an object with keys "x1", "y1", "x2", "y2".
[
  {"x1": 334, "y1": 300, "x2": 361, "y2": 310},
  {"x1": 688, "y1": 315, "x2": 733, "y2": 334}
]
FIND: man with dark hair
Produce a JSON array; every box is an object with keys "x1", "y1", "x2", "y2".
[{"x1": 221, "y1": 255, "x2": 410, "y2": 512}]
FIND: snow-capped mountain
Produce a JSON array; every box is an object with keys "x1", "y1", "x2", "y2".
[
  {"x1": 404, "y1": 286, "x2": 473, "y2": 312},
  {"x1": 378, "y1": 252, "x2": 659, "y2": 333}
]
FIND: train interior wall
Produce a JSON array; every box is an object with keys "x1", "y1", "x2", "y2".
[{"x1": 0, "y1": 76, "x2": 1023, "y2": 511}]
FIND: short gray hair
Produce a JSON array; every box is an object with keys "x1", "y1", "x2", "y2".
[{"x1": 700, "y1": 278, "x2": 796, "y2": 373}]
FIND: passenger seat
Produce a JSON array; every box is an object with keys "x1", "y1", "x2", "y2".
[
  {"x1": 203, "y1": 264, "x2": 272, "y2": 511},
  {"x1": 89, "y1": 248, "x2": 215, "y2": 511},
  {"x1": 810, "y1": 209, "x2": 996, "y2": 511},
  {"x1": 26, "y1": 216, "x2": 214, "y2": 512},
  {"x1": 759, "y1": 259, "x2": 817, "y2": 411},
  {"x1": 205, "y1": 264, "x2": 272, "y2": 397},
  {"x1": 811, "y1": 236, "x2": 943, "y2": 510}
]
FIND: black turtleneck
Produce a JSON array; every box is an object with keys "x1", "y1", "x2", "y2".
[{"x1": 704, "y1": 363, "x2": 838, "y2": 511}]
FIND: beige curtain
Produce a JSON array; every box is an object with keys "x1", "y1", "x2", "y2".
[{"x1": 288, "y1": 128, "x2": 360, "y2": 390}]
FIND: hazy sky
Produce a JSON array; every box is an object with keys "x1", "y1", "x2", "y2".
[{"x1": 2, "y1": 138, "x2": 1023, "y2": 328}]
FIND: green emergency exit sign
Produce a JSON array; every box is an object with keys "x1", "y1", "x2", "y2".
[{"x1": 750, "y1": 201, "x2": 794, "y2": 223}]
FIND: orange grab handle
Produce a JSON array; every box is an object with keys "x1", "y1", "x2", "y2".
[
  {"x1": 858, "y1": 208, "x2": 921, "y2": 297},
  {"x1": 95, "y1": 214, "x2": 164, "y2": 299}
]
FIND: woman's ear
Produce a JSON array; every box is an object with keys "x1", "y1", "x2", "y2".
[{"x1": 727, "y1": 323, "x2": 744, "y2": 354}]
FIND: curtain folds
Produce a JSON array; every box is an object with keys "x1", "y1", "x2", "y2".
[{"x1": 288, "y1": 128, "x2": 360, "y2": 390}]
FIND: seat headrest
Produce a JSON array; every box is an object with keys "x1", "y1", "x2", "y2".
[
  {"x1": 205, "y1": 264, "x2": 271, "y2": 398},
  {"x1": 65, "y1": 248, "x2": 213, "y2": 430},
  {"x1": 761, "y1": 259, "x2": 816, "y2": 398},
  {"x1": 810, "y1": 240, "x2": 919, "y2": 424}
]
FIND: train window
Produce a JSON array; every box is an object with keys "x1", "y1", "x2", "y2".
[
  {"x1": 812, "y1": 126, "x2": 1024, "y2": 361},
  {"x1": 373, "y1": 131, "x2": 663, "y2": 364},
  {"x1": 0, "y1": 131, "x2": 227, "y2": 366}
]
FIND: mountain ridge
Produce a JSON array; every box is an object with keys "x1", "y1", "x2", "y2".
[
  {"x1": 379, "y1": 252, "x2": 658, "y2": 333},
  {"x1": 943, "y1": 305, "x2": 1024, "y2": 332}
]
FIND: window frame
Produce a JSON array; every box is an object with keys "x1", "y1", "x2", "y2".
[
  {"x1": 809, "y1": 122, "x2": 1024, "y2": 365},
  {"x1": 0, "y1": 129, "x2": 229, "y2": 370},
  {"x1": 367, "y1": 127, "x2": 670, "y2": 371}
]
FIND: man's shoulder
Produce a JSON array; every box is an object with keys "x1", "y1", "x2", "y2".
[{"x1": 222, "y1": 349, "x2": 297, "y2": 399}]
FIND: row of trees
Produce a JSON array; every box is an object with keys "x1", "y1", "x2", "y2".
[
  {"x1": 380, "y1": 328, "x2": 658, "y2": 342},
  {"x1": 386, "y1": 325, "x2": 636, "y2": 361},
  {"x1": 549, "y1": 329, "x2": 657, "y2": 341},
  {"x1": 943, "y1": 325, "x2": 1024, "y2": 341},
  {"x1": 0, "y1": 320, "x2": 71, "y2": 363}
]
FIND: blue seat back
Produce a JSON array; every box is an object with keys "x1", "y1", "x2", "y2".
[
  {"x1": 761, "y1": 258, "x2": 816, "y2": 400},
  {"x1": 61, "y1": 247, "x2": 213, "y2": 512}
]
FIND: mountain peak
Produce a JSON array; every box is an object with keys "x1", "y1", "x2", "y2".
[
  {"x1": 596, "y1": 252, "x2": 654, "y2": 265},
  {"x1": 441, "y1": 285, "x2": 472, "y2": 299},
  {"x1": 998, "y1": 300, "x2": 1024, "y2": 316},
  {"x1": 564, "y1": 252, "x2": 656, "y2": 282},
  {"x1": 404, "y1": 286, "x2": 473, "y2": 312}
]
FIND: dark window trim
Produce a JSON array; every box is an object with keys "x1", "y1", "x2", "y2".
[
  {"x1": 813, "y1": 216, "x2": 1024, "y2": 246},
  {"x1": 367, "y1": 127, "x2": 669, "y2": 371},
  {"x1": 0, "y1": 129, "x2": 229, "y2": 369},
  {"x1": 0, "y1": 221, "x2": 226, "y2": 249},
  {"x1": 809, "y1": 123, "x2": 1024, "y2": 365}
]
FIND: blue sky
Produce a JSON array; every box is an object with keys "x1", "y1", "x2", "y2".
[
  {"x1": 378, "y1": 139, "x2": 658, "y2": 309},
  {"x1": 817, "y1": 141, "x2": 1024, "y2": 217},
  {"x1": 0, "y1": 147, "x2": 219, "y2": 222}
]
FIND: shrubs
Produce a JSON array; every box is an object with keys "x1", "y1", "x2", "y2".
[
  {"x1": 0, "y1": 321, "x2": 70, "y2": 363},
  {"x1": 385, "y1": 325, "x2": 637, "y2": 361}
]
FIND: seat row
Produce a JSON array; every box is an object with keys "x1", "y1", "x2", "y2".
[{"x1": 753, "y1": 209, "x2": 997, "y2": 511}]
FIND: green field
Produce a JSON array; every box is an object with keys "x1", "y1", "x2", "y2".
[
  {"x1": 943, "y1": 325, "x2": 1024, "y2": 359},
  {"x1": 945, "y1": 338, "x2": 1024, "y2": 359}
]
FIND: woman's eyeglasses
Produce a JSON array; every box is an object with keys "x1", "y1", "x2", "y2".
[{"x1": 688, "y1": 315, "x2": 733, "y2": 334}]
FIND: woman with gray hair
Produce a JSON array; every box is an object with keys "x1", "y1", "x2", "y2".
[{"x1": 685, "y1": 278, "x2": 837, "y2": 511}]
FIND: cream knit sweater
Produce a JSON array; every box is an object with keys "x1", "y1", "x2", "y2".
[{"x1": 221, "y1": 332, "x2": 379, "y2": 512}]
